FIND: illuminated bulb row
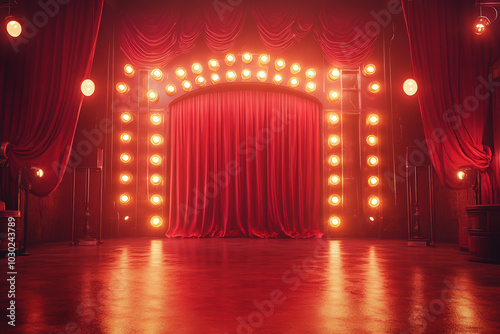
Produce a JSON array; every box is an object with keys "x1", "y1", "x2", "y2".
[{"x1": 120, "y1": 153, "x2": 164, "y2": 166}]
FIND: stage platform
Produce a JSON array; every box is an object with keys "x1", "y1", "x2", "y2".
[{"x1": 2, "y1": 238, "x2": 500, "y2": 333}]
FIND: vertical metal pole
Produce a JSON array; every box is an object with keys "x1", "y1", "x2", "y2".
[
  {"x1": 71, "y1": 169, "x2": 76, "y2": 245},
  {"x1": 406, "y1": 160, "x2": 411, "y2": 240},
  {"x1": 99, "y1": 167, "x2": 103, "y2": 244},
  {"x1": 429, "y1": 165, "x2": 435, "y2": 246}
]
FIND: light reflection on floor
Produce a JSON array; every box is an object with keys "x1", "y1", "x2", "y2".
[{"x1": 7, "y1": 238, "x2": 500, "y2": 333}]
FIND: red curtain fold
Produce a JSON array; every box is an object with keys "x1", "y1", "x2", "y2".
[
  {"x1": 402, "y1": 0, "x2": 500, "y2": 203},
  {"x1": 204, "y1": 2, "x2": 247, "y2": 54},
  {"x1": 0, "y1": 0, "x2": 103, "y2": 197},
  {"x1": 167, "y1": 87, "x2": 322, "y2": 238},
  {"x1": 251, "y1": 6, "x2": 315, "y2": 54},
  {"x1": 119, "y1": 1, "x2": 379, "y2": 68}
]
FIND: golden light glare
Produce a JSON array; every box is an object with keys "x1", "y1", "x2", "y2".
[
  {"x1": 273, "y1": 74, "x2": 283, "y2": 85},
  {"x1": 288, "y1": 77, "x2": 300, "y2": 88},
  {"x1": 367, "y1": 155, "x2": 379, "y2": 166},
  {"x1": 367, "y1": 114, "x2": 379, "y2": 125},
  {"x1": 363, "y1": 64, "x2": 376, "y2": 76},
  {"x1": 473, "y1": 16, "x2": 490, "y2": 35},
  {"x1": 458, "y1": 171, "x2": 466, "y2": 180},
  {"x1": 225, "y1": 53, "x2": 236, "y2": 66},
  {"x1": 226, "y1": 70, "x2": 237, "y2": 82},
  {"x1": 120, "y1": 173, "x2": 132, "y2": 184},
  {"x1": 151, "y1": 69, "x2": 163, "y2": 81},
  {"x1": 175, "y1": 67, "x2": 187, "y2": 80},
  {"x1": 150, "y1": 216, "x2": 163, "y2": 227},
  {"x1": 327, "y1": 113, "x2": 340, "y2": 125},
  {"x1": 256, "y1": 70, "x2": 267, "y2": 82},
  {"x1": 328, "y1": 68, "x2": 340, "y2": 81},
  {"x1": 369, "y1": 81, "x2": 381, "y2": 93},
  {"x1": 367, "y1": 135, "x2": 378, "y2": 146},
  {"x1": 121, "y1": 133, "x2": 131, "y2": 143},
  {"x1": 36, "y1": 169, "x2": 44, "y2": 178},
  {"x1": 329, "y1": 216, "x2": 341, "y2": 228},
  {"x1": 81, "y1": 79, "x2": 95, "y2": 97},
  {"x1": 6, "y1": 19, "x2": 22, "y2": 38},
  {"x1": 121, "y1": 112, "x2": 132, "y2": 123},
  {"x1": 124, "y1": 64, "x2": 135, "y2": 76},
  {"x1": 116, "y1": 83, "x2": 129, "y2": 94},
  {"x1": 150, "y1": 114, "x2": 162, "y2": 125},
  {"x1": 242, "y1": 52, "x2": 253, "y2": 64},
  {"x1": 150, "y1": 134, "x2": 163, "y2": 146},
  {"x1": 328, "y1": 135, "x2": 340, "y2": 147},
  {"x1": 258, "y1": 54, "x2": 270, "y2": 66},
  {"x1": 403, "y1": 79, "x2": 418, "y2": 96},
  {"x1": 165, "y1": 84, "x2": 177, "y2": 96},
  {"x1": 147, "y1": 90, "x2": 159, "y2": 102},
  {"x1": 291, "y1": 63, "x2": 301, "y2": 74},
  {"x1": 182, "y1": 80, "x2": 192, "y2": 91},
  {"x1": 211, "y1": 73, "x2": 221, "y2": 84},
  {"x1": 368, "y1": 196, "x2": 380, "y2": 208},
  {"x1": 328, "y1": 155, "x2": 340, "y2": 166},
  {"x1": 241, "y1": 69, "x2": 252, "y2": 80},
  {"x1": 329, "y1": 175, "x2": 341, "y2": 185},
  {"x1": 305, "y1": 68, "x2": 316, "y2": 79},
  {"x1": 150, "y1": 195, "x2": 163, "y2": 206},
  {"x1": 305, "y1": 82, "x2": 316, "y2": 93},
  {"x1": 150, "y1": 155, "x2": 162, "y2": 166},
  {"x1": 120, "y1": 153, "x2": 132, "y2": 163},
  {"x1": 192, "y1": 63, "x2": 203, "y2": 74},
  {"x1": 120, "y1": 193, "x2": 131, "y2": 204},
  {"x1": 150, "y1": 174, "x2": 162, "y2": 185},
  {"x1": 208, "y1": 59, "x2": 220, "y2": 71},
  {"x1": 328, "y1": 90, "x2": 340, "y2": 102},
  {"x1": 328, "y1": 195, "x2": 341, "y2": 206},
  {"x1": 196, "y1": 76, "x2": 206, "y2": 87},
  {"x1": 368, "y1": 176, "x2": 379, "y2": 187},
  {"x1": 275, "y1": 59, "x2": 286, "y2": 71}
]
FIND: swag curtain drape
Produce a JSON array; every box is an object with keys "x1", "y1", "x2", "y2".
[
  {"x1": 167, "y1": 87, "x2": 322, "y2": 238},
  {"x1": 119, "y1": 0, "x2": 380, "y2": 68},
  {"x1": 0, "y1": 0, "x2": 104, "y2": 197},
  {"x1": 402, "y1": 0, "x2": 500, "y2": 203}
]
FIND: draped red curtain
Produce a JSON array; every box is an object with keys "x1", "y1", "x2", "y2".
[
  {"x1": 119, "y1": 0, "x2": 380, "y2": 68},
  {"x1": 167, "y1": 86, "x2": 322, "y2": 238},
  {"x1": 402, "y1": 0, "x2": 500, "y2": 203},
  {"x1": 0, "y1": 0, "x2": 104, "y2": 197}
]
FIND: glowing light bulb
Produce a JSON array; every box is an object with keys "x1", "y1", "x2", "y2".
[
  {"x1": 328, "y1": 90, "x2": 340, "y2": 102},
  {"x1": 150, "y1": 114, "x2": 162, "y2": 125},
  {"x1": 291, "y1": 63, "x2": 301, "y2": 74},
  {"x1": 368, "y1": 196, "x2": 380, "y2": 207},
  {"x1": 258, "y1": 54, "x2": 270, "y2": 66},
  {"x1": 367, "y1": 156, "x2": 379, "y2": 166},
  {"x1": 273, "y1": 74, "x2": 283, "y2": 85},
  {"x1": 176, "y1": 67, "x2": 187, "y2": 80},
  {"x1": 211, "y1": 73, "x2": 220, "y2": 84},
  {"x1": 150, "y1": 195, "x2": 163, "y2": 206},
  {"x1": 196, "y1": 76, "x2": 206, "y2": 87},
  {"x1": 147, "y1": 90, "x2": 159, "y2": 102},
  {"x1": 226, "y1": 53, "x2": 236, "y2": 66},
  {"x1": 150, "y1": 134, "x2": 163, "y2": 146},
  {"x1": 192, "y1": 63, "x2": 203, "y2": 74},
  {"x1": 306, "y1": 68, "x2": 316, "y2": 79},
  {"x1": 329, "y1": 216, "x2": 341, "y2": 228},
  {"x1": 328, "y1": 135, "x2": 340, "y2": 147},
  {"x1": 363, "y1": 64, "x2": 376, "y2": 76},
  {"x1": 81, "y1": 79, "x2": 95, "y2": 97},
  {"x1": 368, "y1": 176, "x2": 379, "y2": 186},
  {"x1": 367, "y1": 114, "x2": 379, "y2": 125},
  {"x1": 165, "y1": 84, "x2": 177, "y2": 96},
  {"x1": 120, "y1": 193, "x2": 131, "y2": 204},
  {"x1": 257, "y1": 70, "x2": 267, "y2": 82},
  {"x1": 116, "y1": 83, "x2": 129, "y2": 94},
  {"x1": 150, "y1": 155, "x2": 162, "y2": 165},
  {"x1": 328, "y1": 68, "x2": 340, "y2": 81},
  {"x1": 226, "y1": 70, "x2": 237, "y2": 82},
  {"x1": 288, "y1": 77, "x2": 299, "y2": 88},
  {"x1": 241, "y1": 69, "x2": 251, "y2": 80},
  {"x1": 121, "y1": 112, "x2": 132, "y2": 123},
  {"x1": 120, "y1": 153, "x2": 132, "y2": 163},
  {"x1": 124, "y1": 64, "x2": 135, "y2": 76},
  {"x1": 473, "y1": 16, "x2": 490, "y2": 35},
  {"x1": 208, "y1": 59, "x2": 220, "y2": 71},
  {"x1": 458, "y1": 171, "x2": 466, "y2": 180},
  {"x1": 150, "y1": 174, "x2": 162, "y2": 185},
  {"x1": 327, "y1": 113, "x2": 340, "y2": 125},
  {"x1": 275, "y1": 59, "x2": 286, "y2": 71},
  {"x1": 329, "y1": 175, "x2": 341, "y2": 185},
  {"x1": 328, "y1": 155, "x2": 340, "y2": 166},
  {"x1": 367, "y1": 135, "x2": 378, "y2": 146},
  {"x1": 151, "y1": 216, "x2": 163, "y2": 227},
  {"x1": 369, "y1": 82, "x2": 381, "y2": 93},
  {"x1": 6, "y1": 19, "x2": 22, "y2": 38},
  {"x1": 305, "y1": 82, "x2": 316, "y2": 93},
  {"x1": 121, "y1": 133, "x2": 131, "y2": 143},
  {"x1": 120, "y1": 173, "x2": 132, "y2": 184},
  {"x1": 182, "y1": 80, "x2": 192, "y2": 91},
  {"x1": 151, "y1": 69, "x2": 163, "y2": 81},
  {"x1": 328, "y1": 195, "x2": 341, "y2": 206},
  {"x1": 403, "y1": 79, "x2": 418, "y2": 96},
  {"x1": 242, "y1": 52, "x2": 253, "y2": 64}
]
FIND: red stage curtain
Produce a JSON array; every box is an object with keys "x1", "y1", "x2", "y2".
[
  {"x1": 167, "y1": 87, "x2": 322, "y2": 238},
  {"x1": 0, "y1": 0, "x2": 103, "y2": 197},
  {"x1": 402, "y1": 0, "x2": 500, "y2": 203},
  {"x1": 119, "y1": 1, "x2": 379, "y2": 68}
]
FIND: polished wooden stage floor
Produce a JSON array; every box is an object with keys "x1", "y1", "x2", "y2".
[{"x1": 2, "y1": 238, "x2": 500, "y2": 333}]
